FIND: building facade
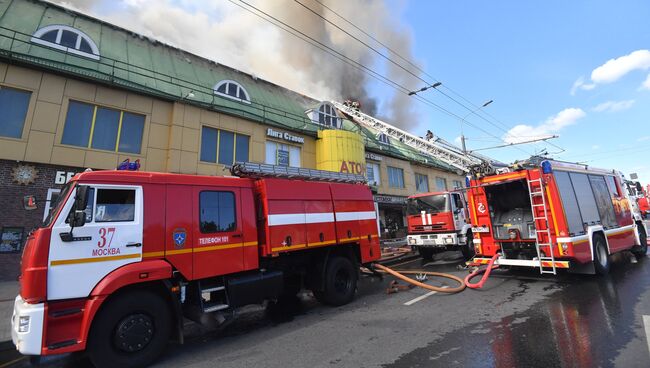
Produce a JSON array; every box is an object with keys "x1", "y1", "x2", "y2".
[{"x1": 0, "y1": 0, "x2": 464, "y2": 280}]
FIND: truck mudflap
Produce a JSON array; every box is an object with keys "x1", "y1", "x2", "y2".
[{"x1": 470, "y1": 257, "x2": 570, "y2": 269}]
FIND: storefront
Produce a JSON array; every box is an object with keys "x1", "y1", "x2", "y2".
[
  {"x1": 0, "y1": 159, "x2": 86, "y2": 280},
  {"x1": 374, "y1": 194, "x2": 408, "y2": 239},
  {"x1": 264, "y1": 128, "x2": 305, "y2": 167}
]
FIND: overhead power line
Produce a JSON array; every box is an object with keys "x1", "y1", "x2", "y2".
[
  {"x1": 311, "y1": 0, "x2": 440, "y2": 84},
  {"x1": 236, "y1": 1, "x2": 538, "y2": 155},
  {"x1": 229, "y1": 0, "x2": 517, "y2": 145},
  {"x1": 296, "y1": 0, "x2": 539, "y2": 155},
  {"x1": 561, "y1": 143, "x2": 650, "y2": 160}
]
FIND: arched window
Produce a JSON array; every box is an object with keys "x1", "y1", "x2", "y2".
[
  {"x1": 310, "y1": 102, "x2": 340, "y2": 128},
  {"x1": 31, "y1": 25, "x2": 100, "y2": 60},
  {"x1": 213, "y1": 80, "x2": 251, "y2": 104},
  {"x1": 377, "y1": 132, "x2": 390, "y2": 145}
]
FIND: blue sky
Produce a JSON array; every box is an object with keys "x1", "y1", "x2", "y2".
[{"x1": 382, "y1": 0, "x2": 650, "y2": 183}]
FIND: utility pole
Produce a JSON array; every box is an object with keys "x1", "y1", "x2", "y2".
[{"x1": 460, "y1": 99, "x2": 493, "y2": 154}]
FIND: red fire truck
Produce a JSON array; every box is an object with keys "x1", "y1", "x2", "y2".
[
  {"x1": 406, "y1": 191, "x2": 474, "y2": 260},
  {"x1": 627, "y1": 181, "x2": 650, "y2": 219},
  {"x1": 467, "y1": 158, "x2": 647, "y2": 275},
  {"x1": 11, "y1": 163, "x2": 380, "y2": 368},
  {"x1": 638, "y1": 196, "x2": 650, "y2": 219}
]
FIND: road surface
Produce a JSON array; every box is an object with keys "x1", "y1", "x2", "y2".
[{"x1": 2, "y1": 251, "x2": 649, "y2": 368}]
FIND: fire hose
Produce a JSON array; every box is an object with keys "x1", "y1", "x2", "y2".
[
  {"x1": 379, "y1": 247, "x2": 413, "y2": 263},
  {"x1": 372, "y1": 263, "x2": 466, "y2": 293},
  {"x1": 464, "y1": 254, "x2": 500, "y2": 289}
]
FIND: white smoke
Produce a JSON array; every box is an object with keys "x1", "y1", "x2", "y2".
[{"x1": 49, "y1": 0, "x2": 423, "y2": 128}]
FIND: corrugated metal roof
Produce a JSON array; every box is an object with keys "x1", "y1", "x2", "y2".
[{"x1": 0, "y1": 0, "x2": 458, "y2": 172}]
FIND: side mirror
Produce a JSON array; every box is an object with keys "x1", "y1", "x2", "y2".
[
  {"x1": 67, "y1": 186, "x2": 89, "y2": 228},
  {"x1": 636, "y1": 182, "x2": 643, "y2": 193},
  {"x1": 75, "y1": 185, "x2": 89, "y2": 211},
  {"x1": 71, "y1": 210, "x2": 86, "y2": 227}
]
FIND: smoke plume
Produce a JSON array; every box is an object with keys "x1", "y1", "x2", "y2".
[{"x1": 50, "y1": 0, "x2": 423, "y2": 129}]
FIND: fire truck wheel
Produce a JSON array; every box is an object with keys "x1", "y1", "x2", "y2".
[
  {"x1": 593, "y1": 234, "x2": 610, "y2": 275},
  {"x1": 314, "y1": 256, "x2": 358, "y2": 306},
  {"x1": 461, "y1": 231, "x2": 475, "y2": 261},
  {"x1": 87, "y1": 290, "x2": 172, "y2": 368},
  {"x1": 632, "y1": 225, "x2": 648, "y2": 259},
  {"x1": 417, "y1": 246, "x2": 434, "y2": 260}
]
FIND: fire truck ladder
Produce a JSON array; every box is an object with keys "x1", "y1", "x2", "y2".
[
  {"x1": 527, "y1": 178, "x2": 556, "y2": 275},
  {"x1": 231, "y1": 162, "x2": 367, "y2": 183},
  {"x1": 198, "y1": 278, "x2": 230, "y2": 313},
  {"x1": 330, "y1": 101, "x2": 482, "y2": 173}
]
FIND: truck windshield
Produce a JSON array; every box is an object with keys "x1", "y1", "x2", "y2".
[
  {"x1": 43, "y1": 181, "x2": 73, "y2": 227},
  {"x1": 407, "y1": 195, "x2": 449, "y2": 215}
]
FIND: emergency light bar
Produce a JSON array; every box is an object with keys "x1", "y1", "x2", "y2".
[
  {"x1": 231, "y1": 162, "x2": 367, "y2": 184},
  {"x1": 117, "y1": 159, "x2": 141, "y2": 171}
]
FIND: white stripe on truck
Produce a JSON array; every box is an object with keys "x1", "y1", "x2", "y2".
[
  {"x1": 335, "y1": 211, "x2": 377, "y2": 222},
  {"x1": 268, "y1": 211, "x2": 375, "y2": 226}
]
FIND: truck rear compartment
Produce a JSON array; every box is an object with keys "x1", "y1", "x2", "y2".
[{"x1": 484, "y1": 179, "x2": 538, "y2": 260}]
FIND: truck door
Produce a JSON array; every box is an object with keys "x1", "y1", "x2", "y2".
[
  {"x1": 451, "y1": 193, "x2": 467, "y2": 230},
  {"x1": 193, "y1": 187, "x2": 244, "y2": 279},
  {"x1": 48, "y1": 185, "x2": 143, "y2": 300}
]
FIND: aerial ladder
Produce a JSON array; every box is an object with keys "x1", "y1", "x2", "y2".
[{"x1": 330, "y1": 101, "x2": 498, "y2": 175}]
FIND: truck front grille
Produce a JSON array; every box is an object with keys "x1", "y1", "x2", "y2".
[{"x1": 413, "y1": 224, "x2": 445, "y2": 232}]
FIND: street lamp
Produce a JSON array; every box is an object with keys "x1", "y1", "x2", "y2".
[
  {"x1": 460, "y1": 99, "x2": 493, "y2": 153},
  {"x1": 408, "y1": 82, "x2": 442, "y2": 96}
]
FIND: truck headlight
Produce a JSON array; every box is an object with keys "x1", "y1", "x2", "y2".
[{"x1": 18, "y1": 316, "x2": 30, "y2": 333}]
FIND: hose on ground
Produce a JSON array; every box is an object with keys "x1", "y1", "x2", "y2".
[
  {"x1": 464, "y1": 254, "x2": 500, "y2": 289},
  {"x1": 373, "y1": 263, "x2": 466, "y2": 293},
  {"x1": 379, "y1": 247, "x2": 413, "y2": 263}
]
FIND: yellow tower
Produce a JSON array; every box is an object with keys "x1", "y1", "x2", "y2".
[{"x1": 316, "y1": 130, "x2": 366, "y2": 174}]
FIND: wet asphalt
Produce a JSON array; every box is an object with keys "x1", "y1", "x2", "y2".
[{"x1": 2, "y1": 249, "x2": 650, "y2": 368}]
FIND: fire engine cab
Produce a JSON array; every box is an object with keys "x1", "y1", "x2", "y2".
[
  {"x1": 467, "y1": 158, "x2": 647, "y2": 275},
  {"x1": 11, "y1": 163, "x2": 380, "y2": 368},
  {"x1": 406, "y1": 191, "x2": 474, "y2": 260},
  {"x1": 626, "y1": 180, "x2": 650, "y2": 219}
]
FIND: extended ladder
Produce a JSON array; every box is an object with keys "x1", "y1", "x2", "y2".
[
  {"x1": 231, "y1": 162, "x2": 367, "y2": 183},
  {"x1": 330, "y1": 101, "x2": 482, "y2": 173},
  {"x1": 527, "y1": 178, "x2": 556, "y2": 274}
]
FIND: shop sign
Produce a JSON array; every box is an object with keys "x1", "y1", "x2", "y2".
[
  {"x1": 340, "y1": 161, "x2": 364, "y2": 175},
  {"x1": 55, "y1": 171, "x2": 78, "y2": 184},
  {"x1": 374, "y1": 195, "x2": 407, "y2": 205},
  {"x1": 365, "y1": 152, "x2": 382, "y2": 161},
  {"x1": 267, "y1": 128, "x2": 305, "y2": 144},
  {"x1": 0, "y1": 227, "x2": 24, "y2": 253}
]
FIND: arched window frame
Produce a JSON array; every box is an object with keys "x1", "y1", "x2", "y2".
[
  {"x1": 213, "y1": 80, "x2": 251, "y2": 104},
  {"x1": 309, "y1": 102, "x2": 341, "y2": 128},
  {"x1": 377, "y1": 132, "x2": 390, "y2": 145},
  {"x1": 31, "y1": 24, "x2": 100, "y2": 60}
]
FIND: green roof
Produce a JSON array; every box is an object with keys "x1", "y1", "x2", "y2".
[{"x1": 0, "y1": 0, "x2": 457, "y2": 173}]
